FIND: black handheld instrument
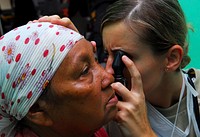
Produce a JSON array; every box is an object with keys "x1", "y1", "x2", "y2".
[{"x1": 112, "y1": 50, "x2": 127, "y2": 100}]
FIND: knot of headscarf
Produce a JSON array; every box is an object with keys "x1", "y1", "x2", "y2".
[{"x1": 0, "y1": 22, "x2": 83, "y2": 136}]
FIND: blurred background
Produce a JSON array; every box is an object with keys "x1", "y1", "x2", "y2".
[
  {"x1": 0, "y1": 0, "x2": 199, "y2": 68},
  {"x1": 179, "y1": 0, "x2": 200, "y2": 69}
]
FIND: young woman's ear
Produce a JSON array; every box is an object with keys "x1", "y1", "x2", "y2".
[
  {"x1": 26, "y1": 102, "x2": 53, "y2": 126},
  {"x1": 165, "y1": 45, "x2": 183, "y2": 71}
]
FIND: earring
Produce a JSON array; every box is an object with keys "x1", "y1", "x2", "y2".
[{"x1": 165, "y1": 67, "x2": 169, "y2": 72}]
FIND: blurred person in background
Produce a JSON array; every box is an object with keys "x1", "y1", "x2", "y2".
[{"x1": 13, "y1": 0, "x2": 39, "y2": 28}]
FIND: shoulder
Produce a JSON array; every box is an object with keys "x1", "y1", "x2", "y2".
[
  {"x1": 192, "y1": 68, "x2": 200, "y2": 95},
  {"x1": 184, "y1": 68, "x2": 200, "y2": 97},
  {"x1": 187, "y1": 68, "x2": 200, "y2": 102},
  {"x1": 184, "y1": 68, "x2": 200, "y2": 91},
  {"x1": 184, "y1": 68, "x2": 200, "y2": 113}
]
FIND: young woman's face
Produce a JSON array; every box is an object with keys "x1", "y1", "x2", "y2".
[
  {"x1": 47, "y1": 39, "x2": 118, "y2": 136},
  {"x1": 102, "y1": 22, "x2": 166, "y2": 97}
]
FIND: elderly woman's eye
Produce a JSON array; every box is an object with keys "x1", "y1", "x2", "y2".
[{"x1": 81, "y1": 66, "x2": 89, "y2": 75}]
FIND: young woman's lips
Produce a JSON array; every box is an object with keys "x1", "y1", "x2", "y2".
[{"x1": 106, "y1": 94, "x2": 118, "y2": 108}]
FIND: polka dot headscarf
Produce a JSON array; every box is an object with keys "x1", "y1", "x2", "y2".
[{"x1": 0, "y1": 22, "x2": 83, "y2": 136}]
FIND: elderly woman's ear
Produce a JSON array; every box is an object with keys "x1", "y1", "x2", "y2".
[{"x1": 26, "y1": 101, "x2": 53, "y2": 126}]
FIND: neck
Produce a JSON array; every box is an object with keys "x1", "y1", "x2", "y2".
[{"x1": 146, "y1": 71, "x2": 184, "y2": 108}]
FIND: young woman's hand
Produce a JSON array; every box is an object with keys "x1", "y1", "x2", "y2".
[
  {"x1": 30, "y1": 15, "x2": 79, "y2": 32},
  {"x1": 111, "y1": 55, "x2": 157, "y2": 137}
]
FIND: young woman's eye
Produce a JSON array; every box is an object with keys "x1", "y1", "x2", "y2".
[{"x1": 81, "y1": 66, "x2": 89, "y2": 76}]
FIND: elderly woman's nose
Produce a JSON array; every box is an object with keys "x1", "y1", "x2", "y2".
[
  {"x1": 105, "y1": 57, "x2": 114, "y2": 75},
  {"x1": 100, "y1": 65, "x2": 114, "y2": 89}
]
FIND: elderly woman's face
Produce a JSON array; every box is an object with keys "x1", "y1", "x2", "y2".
[{"x1": 47, "y1": 39, "x2": 118, "y2": 136}]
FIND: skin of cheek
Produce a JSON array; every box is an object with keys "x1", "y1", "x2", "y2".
[
  {"x1": 125, "y1": 57, "x2": 165, "y2": 98},
  {"x1": 49, "y1": 65, "x2": 115, "y2": 134},
  {"x1": 47, "y1": 80, "x2": 107, "y2": 135}
]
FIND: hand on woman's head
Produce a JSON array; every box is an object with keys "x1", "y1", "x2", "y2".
[{"x1": 33, "y1": 15, "x2": 79, "y2": 33}]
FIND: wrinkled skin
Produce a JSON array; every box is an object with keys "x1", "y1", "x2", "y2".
[
  {"x1": 27, "y1": 38, "x2": 118, "y2": 137},
  {"x1": 48, "y1": 39, "x2": 118, "y2": 137}
]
